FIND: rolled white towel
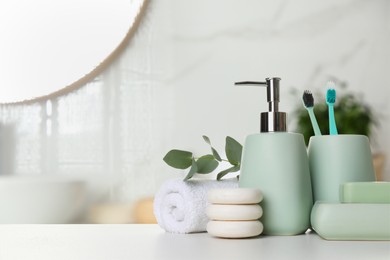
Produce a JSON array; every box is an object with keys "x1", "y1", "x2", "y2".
[{"x1": 153, "y1": 178, "x2": 238, "y2": 234}]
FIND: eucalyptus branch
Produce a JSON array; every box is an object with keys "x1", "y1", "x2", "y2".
[{"x1": 163, "y1": 135, "x2": 243, "y2": 181}]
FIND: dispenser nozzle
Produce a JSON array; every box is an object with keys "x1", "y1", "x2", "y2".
[
  {"x1": 235, "y1": 78, "x2": 281, "y2": 113},
  {"x1": 235, "y1": 77, "x2": 286, "y2": 132},
  {"x1": 235, "y1": 81, "x2": 267, "y2": 86}
]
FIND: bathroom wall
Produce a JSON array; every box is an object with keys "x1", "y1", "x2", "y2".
[{"x1": 149, "y1": 0, "x2": 390, "y2": 182}]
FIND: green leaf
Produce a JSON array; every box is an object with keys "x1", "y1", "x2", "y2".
[
  {"x1": 196, "y1": 154, "x2": 219, "y2": 174},
  {"x1": 163, "y1": 149, "x2": 193, "y2": 169},
  {"x1": 184, "y1": 158, "x2": 198, "y2": 181},
  {"x1": 225, "y1": 136, "x2": 243, "y2": 166},
  {"x1": 211, "y1": 148, "x2": 222, "y2": 162},
  {"x1": 202, "y1": 135, "x2": 222, "y2": 162},
  {"x1": 202, "y1": 135, "x2": 211, "y2": 145},
  {"x1": 216, "y1": 165, "x2": 240, "y2": 181}
]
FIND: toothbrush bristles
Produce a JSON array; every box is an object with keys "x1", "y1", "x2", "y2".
[
  {"x1": 326, "y1": 81, "x2": 336, "y2": 89},
  {"x1": 326, "y1": 88, "x2": 336, "y2": 104},
  {"x1": 302, "y1": 90, "x2": 314, "y2": 108}
]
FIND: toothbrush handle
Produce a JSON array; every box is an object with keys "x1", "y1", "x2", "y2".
[
  {"x1": 329, "y1": 105, "x2": 338, "y2": 135},
  {"x1": 308, "y1": 108, "x2": 322, "y2": 136}
]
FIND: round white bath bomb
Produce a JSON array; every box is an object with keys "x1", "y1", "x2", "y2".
[
  {"x1": 208, "y1": 188, "x2": 263, "y2": 204},
  {"x1": 207, "y1": 204, "x2": 262, "y2": 221},
  {"x1": 207, "y1": 220, "x2": 263, "y2": 238}
]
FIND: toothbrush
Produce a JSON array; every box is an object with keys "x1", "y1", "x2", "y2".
[
  {"x1": 326, "y1": 82, "x2": 338, "y2": 135},
  {"x1": 302, "y1": 90, "x2": 322, "y2": 136}
]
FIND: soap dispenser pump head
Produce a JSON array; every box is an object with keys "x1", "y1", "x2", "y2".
[{"x1": 235, "y1": 77, "x2": 287, "y2": 132}]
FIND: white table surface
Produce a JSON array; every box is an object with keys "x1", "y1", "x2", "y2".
[{"x1": 0, "y1": 224, "x2": 389, "y2": 260}]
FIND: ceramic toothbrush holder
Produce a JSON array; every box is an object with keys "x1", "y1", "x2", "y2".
[{"x1": 308, "y1": 135, "x2": 375, "y2": 202}]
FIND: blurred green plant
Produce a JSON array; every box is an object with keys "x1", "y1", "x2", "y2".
[
  {"x1": 163, "y1": 136, "x2": 242, "y2": 181},
  {"x1": 293, "y1": 84, "x2": 378, "y2": 145}
]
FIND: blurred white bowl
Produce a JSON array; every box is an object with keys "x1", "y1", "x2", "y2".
[{"x1": 0, "y1": 176, "x2": 86, "y2": 224}]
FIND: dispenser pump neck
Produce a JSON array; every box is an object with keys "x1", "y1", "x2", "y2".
[{"x1": 235, "y1": 77, "x2": 287, "y2": 132}]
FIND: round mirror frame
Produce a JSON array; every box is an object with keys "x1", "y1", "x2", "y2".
[{"x1": 2, "y1": 0, "x2": 149, "y2": 105}]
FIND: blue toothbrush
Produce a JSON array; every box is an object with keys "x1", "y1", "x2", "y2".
[
  {"x1": 326, "y1": 83, "x2": 338, "y2": 135},
  {"x1": 302, "y1": 90, "x2": 322, "y2": 136}
]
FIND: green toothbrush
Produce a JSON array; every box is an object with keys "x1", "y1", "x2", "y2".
[
  {"x1": 302, "y1": 90, "x2": 322, "y2": 136},
  {"x1": 326, "y1": 82, "x2": 338, "y2": 135}
]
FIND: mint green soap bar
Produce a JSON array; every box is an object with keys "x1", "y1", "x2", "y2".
[
  {"x1": 340, "y1": 182, "x2": 390, "y2": 203},
  {"x1": 311, "y1": 202, "x2": 390, "y2": 240}
]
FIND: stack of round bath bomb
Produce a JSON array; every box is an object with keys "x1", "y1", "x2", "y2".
[{"x1": 206, "y1": 188, "x2": 263, "y2": 238}]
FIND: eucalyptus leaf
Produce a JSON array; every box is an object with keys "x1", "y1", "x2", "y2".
[
  {"x1": 196, "y1": 154, "x2": 219, "y2": 174},
  {"x1": 202, "y1": 135, "x2": 211, "y2": 145},
  {"x1": 225, "y1": 136, "x2": 243, "y2": 166},
  {"x1": 163, "y1": 149, "x2": 193, "y2": 169},
  {"x1": 216, "y1": 165, "x2": 240, "y2": 181},
  {"x1": 211, "y1": 148, "x2": 222, "y2": 162},
  {"x1": 203, "y1": 135, "x2": 222, "y2": 162},
  {"x1": 184, "y1": 158, "x2": 198, "y2": 181}
]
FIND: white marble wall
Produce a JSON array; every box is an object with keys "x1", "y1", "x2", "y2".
[{"x1": 150, "y1": 0, "x2": 390, "y2": 180}]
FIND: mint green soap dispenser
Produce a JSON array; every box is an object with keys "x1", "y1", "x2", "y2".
[{"x1": 237, "y1": 78, "x2": 313, "y2": 235}]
